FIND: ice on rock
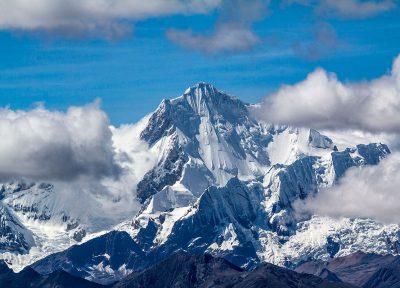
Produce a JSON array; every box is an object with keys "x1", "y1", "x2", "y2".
[
  {"x1": 137, "y1": 82, "x2": 273, "y2": 211},
  {"x1": 308, "y1": 129, "x2": 333, "y2": 149},
  {"x1": 0, "y1": 203, "x2": 35, "y2": 254}
]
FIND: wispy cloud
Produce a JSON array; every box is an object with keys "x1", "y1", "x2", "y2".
[
  {"x1": 293, "y1": 22, "x2": 340, "y2": 60},
  {"x1": 317, "y1": 0, "x2": 396, "y2": 19},
  {"x1": 287, "y1": 0, "x2": 397, "y2": 19},
  {"x1": 253, "y1": 54, "x2": 400, "y2": 134},
  {"x1": 0, "y1": 0, "x2": 222, "y2": 40},
  {"x1": 166, "y1": 25, "x2": 261, "y2": 54},
  {"x1": 166, "y1": 0, "x2": 269, "y2": 54}
]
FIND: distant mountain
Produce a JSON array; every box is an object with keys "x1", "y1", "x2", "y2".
[{"x1": 296, "y1": 251, "x2": 400, "y2": 288}]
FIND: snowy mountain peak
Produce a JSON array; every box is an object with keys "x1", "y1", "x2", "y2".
[
  {"x1": 181, "y1": 82, "x2": 248, "y2": 120},
  {"x1": 183, "y1": 82, "x2": 218, "y2": 98},
  {"x1": 140, "y1": 83, "x2": 249, "y2": 147},
  {"x1": 0, "y1": 83, "x2": 395, "y2": 281}
]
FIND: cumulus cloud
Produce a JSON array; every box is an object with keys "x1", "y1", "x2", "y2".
[
  {"x1": 166, "y1": 0, "x2": 269, "y2": 54},
  {"x1": 0, "y1": 0, "x2": 221, "y2": 39},
  {"x1": 253, "y1": 54, "x2": 400, "y2": 134},
  {"x1": 0, "y1": 101, "x2": 120, "y2": 181},
  {"x1": 0, "y1": 104, "x2": 158, "y2": 225},
  {"x1": 294, "y1": 152, "x2": 400, "y2": 224}
]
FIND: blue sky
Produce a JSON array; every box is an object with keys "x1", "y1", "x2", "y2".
[{"x1": 0, "y1": 1, "x2": 399, "y2": 125}]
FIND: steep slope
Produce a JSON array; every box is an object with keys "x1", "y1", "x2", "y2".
[
  {"x1": 137, "y1": 83, "x2": 273, "y2": 210},
  {"x1": 0, "y1": 202, "x2": 34, "y2": 254}
]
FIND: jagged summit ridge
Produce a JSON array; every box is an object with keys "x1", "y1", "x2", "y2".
[
  {"x1": 137, "y1": 83, "x2": 273, "y2": 205},
  {"x1": 183, "y1": 82, "x2": 219, "y2": 98},
  {"x1": 140, "y1": 82, "x2": 248, "y2": 146},
  {"x1": 182, "y1": 82, "x2": 248, "y2": 121}
]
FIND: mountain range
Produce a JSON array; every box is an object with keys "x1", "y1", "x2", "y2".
[{"x1": 0, "y1": 83, "x2": 398, "y2": 286}]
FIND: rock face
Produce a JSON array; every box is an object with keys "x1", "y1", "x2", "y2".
[
  {"x1": 296, "y1": 251, "x2": 400, "y2": 288},
  {"x1": 114, "y1": 252, "x2": 355, "y2": 288},
  {"x1": 0, "y1": 83, "x2": 397, "y2": 285}
]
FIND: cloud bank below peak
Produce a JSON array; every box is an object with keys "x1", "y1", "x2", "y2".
[{"x1": 253, "y1": 54, "x2": 400, "y2": 134}]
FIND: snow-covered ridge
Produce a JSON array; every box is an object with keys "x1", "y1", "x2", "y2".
[
  {"x1": 112, "y1": 83, "x2": 394, "y2": 279},
  {"x1": 0, "y1": 82, "x2": 395, "y2": 281}
]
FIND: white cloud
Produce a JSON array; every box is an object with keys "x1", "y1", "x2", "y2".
[
  {"x1": 166, "y1": 0, "x2": 268, "y2": 54},
  {"x1": 110, "y1": 115, "x2": 158, "y2": 190},
  {"x1": 0, "y1": 101, "x2": 119, "y2": 181},
  {"x1": 0, "y1": 105, "x2": 158, "y2": 227},
  {"x1": 253, "y1": 54, "x2": 400, "y2": 134},
  {"x1": 0, "y1": 0, "x2": 222, "y2": 39},
  {"x1": 294, "y1": 152, "x2": 400, "y2": 224}
]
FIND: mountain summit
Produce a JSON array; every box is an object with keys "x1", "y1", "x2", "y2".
[
  {"x1": 0, "y1": 84, "x2": 395, "y2": 285},
  {"x1": 138, "y1": 82, "x2": 272, "y2": 205},
  {"x1": 182, "y1": 82, "x2": 248, "y2": 119}
]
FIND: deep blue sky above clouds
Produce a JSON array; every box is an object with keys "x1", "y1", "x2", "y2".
[{"x1": 0, "y1": 0, "x2": 399, "y2": 125}]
